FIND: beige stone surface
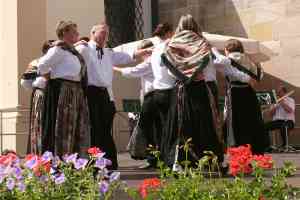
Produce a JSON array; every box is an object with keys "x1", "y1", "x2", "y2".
[
  {"x1": 273, "y1": 16, "x2": 300, "y2": 39},
  {"x1": 286, "y1": 0, "x2": 300, "y2": 17},
  {"x1": 204, "y1": 0, "x2": 225, "y2": 19},
  {"x1": 225, "y1": 0, "x2": 248, "y2": 11},
  {"x1": 281, "y1": 36, "x2": 300, "y2": 57},
  {"x1": 249, "y1": 22, "x2": 274, "y2": 41},
  {"x1": 254, "y1": 2, "x2": 287, "y2": 24},
  {"x1": 46, "y1": 0, "x2": 105, "y2": 40},
  {"x1": 0, "y1": 0, "x2": 19, "y2": 109},
  {"x1": 18, "y1": 0, "x2": 47, "y2": 111}
]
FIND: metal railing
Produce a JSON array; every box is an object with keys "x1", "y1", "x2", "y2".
[
  {"x1": 0, "y1": 107, "x2": 132, "y2": 154},
  {"x1": 0, "y1": 107, "x2": 30, "y2": 153}
]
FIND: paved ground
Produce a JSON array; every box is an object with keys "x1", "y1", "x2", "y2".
[{"x1": 117, "y1": 151, "x2": 300, "y2": 187}]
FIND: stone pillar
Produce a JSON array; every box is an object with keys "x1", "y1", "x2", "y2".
[
  {"x1": 0, "y1": 0, "x2": 19, "y2": 153},
  {"x1": 0, "y1": 0, "x2": 46, "y2": 154}
]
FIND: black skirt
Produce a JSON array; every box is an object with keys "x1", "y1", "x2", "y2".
[
  {"x1": 41, "y1": 79, "x2": 90, "y2": 156},
  {"x1": 229, "y1": 83, "x2": 269, "y2": 154},
  {"x1": 27, "y1": 88, "x2": 44, "y2": 155},
  {"x1": 161, "y1": 81, "x2": 224, "y2": 167},
  {"x1": 138, "y1": 89, "x2": 173, "y2": 153}
]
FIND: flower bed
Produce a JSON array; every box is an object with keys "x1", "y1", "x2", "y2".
[
  {"x1": 127, "y1": 145, "x2": 300, "y2": 200},
  {"x1": 1, "y1": 145, "x2": 300, "y2": 200},
  {"x1": 0, "y1": 147, "x2": 121, "y2": 199}
]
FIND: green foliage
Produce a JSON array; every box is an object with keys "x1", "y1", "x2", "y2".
[{"x1": 128, "y1": 140, "x2": 300, "y2": 200}]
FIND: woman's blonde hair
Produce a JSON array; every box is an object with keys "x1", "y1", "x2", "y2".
[
  {"x1": 56, "y1": 20, "x2": 77, "y2": 40},
  {"x1": 175, "y1": 14, "x2": 201, "y2": 35}
]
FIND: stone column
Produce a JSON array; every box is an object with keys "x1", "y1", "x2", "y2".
[{"x1": 0, "y1": 0, "x2": 46, "y2": 154}]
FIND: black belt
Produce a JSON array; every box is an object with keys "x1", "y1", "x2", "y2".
[
  {"x1": 230, "y1": 81, "x2": 249, "y2": 88},
  {"x1": 87, "y1": 85, "x2": 108, "y2": 93},
  {"x1": 88, "y1": 85, "x2": 107, "y2": 90},
  {"x1": 53, "y1": 78, "x2": 80, "y2": 84}
]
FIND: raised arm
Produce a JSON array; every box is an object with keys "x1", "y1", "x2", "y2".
[
  {"x1": 112, "y1": 48, "x2": 152, "y2": 66},
  {"x1": 114, "y1": 58, "x2": 152, "y2": 78}
]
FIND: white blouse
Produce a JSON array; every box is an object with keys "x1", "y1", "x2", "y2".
[
  {"x1": 151, "y1": 42, "x2": 176, "y2": 90},
  {"x1": 38, "y1": 46, "x2": 81, "y2": 81},
  {"x1": 211, "y1": 48, "x2": 251, "y2": 83}
]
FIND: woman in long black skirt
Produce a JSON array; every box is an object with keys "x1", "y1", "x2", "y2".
[
  {"x1": 21, "y1": 40, "x2": 54, "y2": 155},
  {"x1": 212, "y1": 39, "x2": 269, "y2": 154},
  {"x1": 39, "y1": 21, "x2": 90, "y2": 157},
  {"x1": 160, "y1": 14, "x2": 224, "y2": 168}
]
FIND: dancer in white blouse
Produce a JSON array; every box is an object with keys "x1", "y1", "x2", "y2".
[
  {"x1": 21, "y1": 40, "x2": 54, "y2": 155},
  {"x1": 38, "y1": 21, "x2": 90, "y2": 157},
  {"x1": 211, "y1": 39, "x2": 268, "y2": 154}
]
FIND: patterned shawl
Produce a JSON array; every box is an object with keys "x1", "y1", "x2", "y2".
[
  {"x1": 162, "y1": 31, "x2": 223, "y2": 160},
  {"x1": 163, "y1": 30, "x2": 211, "y2": 79},
  {"x1": 228, "y1": 52, "x2": 263, "y2": 81}
]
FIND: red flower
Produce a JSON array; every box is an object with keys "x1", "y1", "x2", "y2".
[
  {"x1": 228, "y1": 145, "x2": 253, "y2": 176},
  {"x1": 87, "y1": 147, "x2": 102, "y2": 156},
  {"x1": 25, "y1": 154, "x2": 35, "y2": 161},
  {"x1": 25, "y1": 155, "x2": 51, "y2": 176},
  {"x1": 33, "y1": 159, "x2": 51, "y2": 176},
  {"x1": 139, "y1": 178, "x2": 161, "y2": 199},
  {"x1": 0, "y1": 153, "x2": 17, "y2": 166},
  {"x1": 227, "y1": 145, "x2": 273, "y2": 176},
  {"x1": 252, "y1": 155, "x2": 273, "y2": 169}
]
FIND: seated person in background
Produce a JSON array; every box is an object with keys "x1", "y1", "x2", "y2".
[{"x1": 264, "y1": 85, "x2": 295, "y2": 148}]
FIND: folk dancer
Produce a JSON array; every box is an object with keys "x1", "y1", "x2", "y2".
[
  {"x1": 212, "y1": 39, "x2": 269, "y2": 154},
  {"x1": 76, "y1": 23, "x2": 151, "y2": 169},
  {"x1": 21, "y1": 40, "x2": 54, "y2": 155},
  {"x1": 160, "y1": 14, "x2": 224, "y2": 167},
  {"x1": 38, "y1": 21, "x2": 90, "y2": 156}
]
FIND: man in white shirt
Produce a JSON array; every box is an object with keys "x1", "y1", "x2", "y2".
[
  {"x1": 76, "y1": 23, "x2": 150, "y2": 169},
  {"x1": 265, "y1": 86, "x2": 295, "y2": 148}
]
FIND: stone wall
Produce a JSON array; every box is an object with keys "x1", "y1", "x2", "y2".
[{"x1": 158, "y1": 0, "x2": 300, "y2": 145}]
